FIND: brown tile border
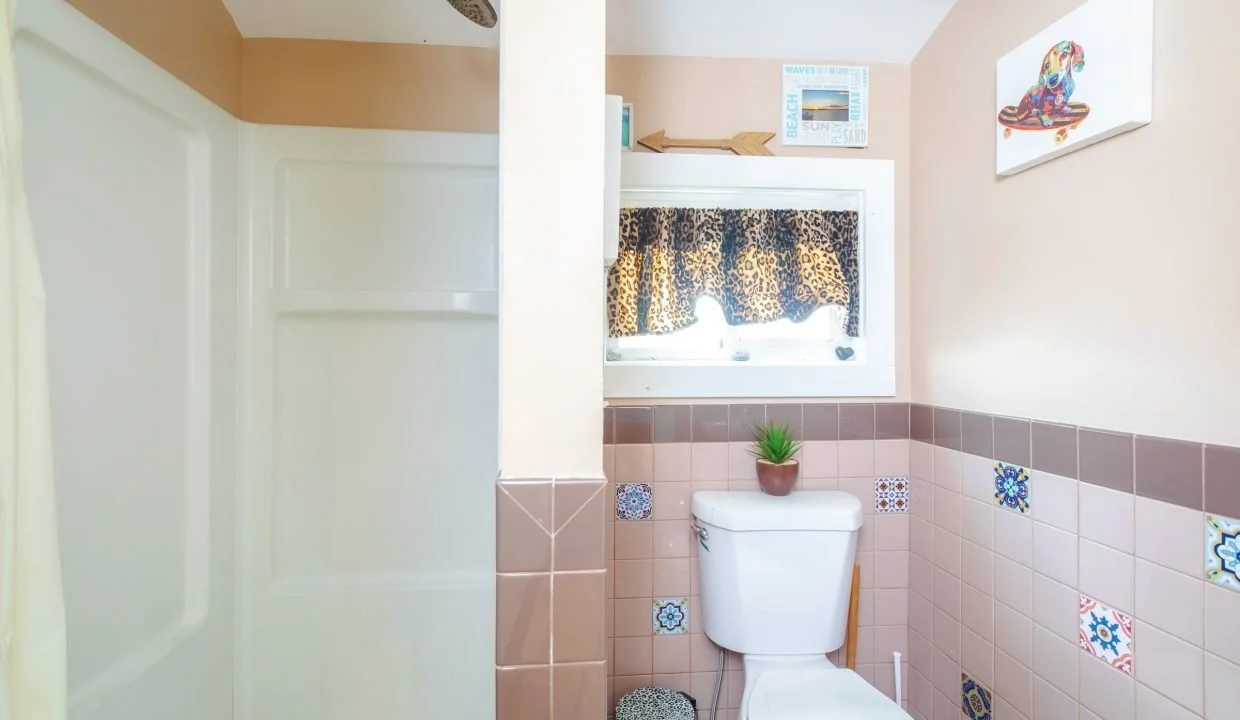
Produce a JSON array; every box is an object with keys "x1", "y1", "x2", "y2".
[
  {"x1": 728, "y1": 404, "x2": 766, "y2": 441},
  {"x1": 933, "y1": 408, "x2": 961, "y2": 451},
  {"x1": 992, "y1": 416, "x2": 1031, "y2": 467},
  {"x1": 840, "y1": 403, "x2": 877, "y2": 441},
  {"x1": 767, "y1": 403, "x2": 805, "y2": 439},
  {"x1": 805, "y1": 403, "x2": 840, "y2": 441},
  {"x1": 1206, "y1": 444, "x2": 1240, "y2": 518},
  {"x1": 615, "y1": 407, "x2": 652, "y2": 444},
  {"x1": 597, "y1": 402, "x2": 1239, "y2": 515},
  {"x1": 961, "y1": 412, "x2": 993, "y2": 459},
  {"x1": 691, "y1": 405, "x2": 728, "y2": 443},
  {"x1": 875, "y1": 402, "x2": 911, "y2": 440},
  {"x1": 652, "y1": 405, "x2": 691, "y2": 443},
  {"x1": 910, "y1": 404, "x2": 934, "y2": 443},
  {"x1": 604, "y1": 403, "x2": 910, "y2": 444},
  {"x1": 1134, "y1": 436, "x2": 1203, "y2": 511},
  {"x1": 1032, "y1": 422, "x2": 1077, "y2": 479},
  {"x1": 1079, "y1": 429, "x2": 1134, "y2": 493}
]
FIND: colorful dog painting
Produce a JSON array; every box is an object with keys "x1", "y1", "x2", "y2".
[
  {"x1": 998, "y1": 40, "x2": 1090, "y2": 146},
  {"x1": 995, "y1": 0, "x2": 1152, "y2": 176},
  {"x1": 1018, "y1": 41, "x2": 1086, "y2": 125}
]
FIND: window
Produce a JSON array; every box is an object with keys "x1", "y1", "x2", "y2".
[
  {"x1": 603, "y1": 154, "x2": 895, "y2": 398},
  {"x1": 608, "y1": 283, "x2": 852, "y2": 363}
]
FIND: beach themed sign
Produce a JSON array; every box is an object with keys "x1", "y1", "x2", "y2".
[
  {"x1": 781, "y1": 64, "x2": 869, "y2": 148},
  {"x1": 995, "y1": 0, "x2": 1153, "y2": 175}
]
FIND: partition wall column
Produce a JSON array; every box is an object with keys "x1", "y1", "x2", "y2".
[{"x1": 495, "y1": 0, "x2": 608, "y2": 717}]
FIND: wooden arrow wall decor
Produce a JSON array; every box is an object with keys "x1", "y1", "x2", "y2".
[{"x1": 638, "y1": 130, "x2": 776, "y2": 157}]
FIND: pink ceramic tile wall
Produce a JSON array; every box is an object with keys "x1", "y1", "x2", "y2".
[
  {"x1": 604, "y1": 403, "x2": 914, "y2": 719},
  {"x1": 497, "y1": 479, "x2": 609, "y2": 720},
  {"x1": 904, "y1": 404, "x2": 1240, "y2": 720}
]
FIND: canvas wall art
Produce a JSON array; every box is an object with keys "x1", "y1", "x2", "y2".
[
  {"x1": 995, "y1": 0, "x2": 1153, "y2": 176},
  {"x1": 782, "y1": 64, "x2": 869, "y2": 148}
]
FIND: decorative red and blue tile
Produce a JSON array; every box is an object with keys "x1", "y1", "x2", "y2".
[
  {"x1": 874, "y1": 477, "x2": 909, "y2": 513},
  {"x1": 1079, "y1": 593, "x2": 1134, "y2": 676},
  {"x1": 961, "y1": 673, "x2": 992, "y2": 720}
]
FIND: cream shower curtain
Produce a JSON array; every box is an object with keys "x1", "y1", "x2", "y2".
[{"x1": 0, "y1": 0, "x2": 68, "y2": 718}]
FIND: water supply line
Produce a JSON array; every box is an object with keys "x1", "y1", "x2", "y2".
[{"x1": 711, "y1": 647, "x2": 725, "y2": 720}]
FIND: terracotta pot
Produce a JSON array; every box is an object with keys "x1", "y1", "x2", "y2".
[{"x1": 755, "y1": 458, "x2": 799, "y2": 496}]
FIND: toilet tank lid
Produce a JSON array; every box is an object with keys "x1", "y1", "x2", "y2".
[{"x1": 691, "y1": 491, "x2": 862, "y2": 532}]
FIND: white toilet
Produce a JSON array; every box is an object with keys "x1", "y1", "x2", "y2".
[{"x1": 692, "y1": 491, "x2": 910, "y2": 719}]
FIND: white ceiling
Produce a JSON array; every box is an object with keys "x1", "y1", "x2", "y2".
[{"x1": 222, "y1": 0, "x2": 959, "y2": 64}]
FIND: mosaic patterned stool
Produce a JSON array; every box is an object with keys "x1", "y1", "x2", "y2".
[{"x1": 615, "y1": 687, "x2": 696, "y2": 720}]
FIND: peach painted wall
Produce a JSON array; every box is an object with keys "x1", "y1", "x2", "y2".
[
  {"x1": 910, "y1": 0, "x2": 1240, "y2": 446},
  {"x1": 240, "y1": 40, "x2": 499, "y2": 133},
  {"x1": 66, "y1": 0, "x2": 243, "y2": 114}
]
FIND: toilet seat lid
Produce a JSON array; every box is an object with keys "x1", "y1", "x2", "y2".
[{"x1": 749, "y1": 668, "x2": 910, "y2": 720}]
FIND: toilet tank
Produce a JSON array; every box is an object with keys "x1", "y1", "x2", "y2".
[{"x1": 692, "y1": 491, "x2": 862, "y2": 656}]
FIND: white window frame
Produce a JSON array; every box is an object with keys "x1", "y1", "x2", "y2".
[{"x1": 604, "y1": 153, "x2": 896, "y2": 398}]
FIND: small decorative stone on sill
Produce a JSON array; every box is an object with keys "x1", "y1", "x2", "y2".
[{"x1": 834, "y1": 346, "x2": 855, "y2": 361}]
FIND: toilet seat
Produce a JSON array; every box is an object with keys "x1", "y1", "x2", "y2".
[{"x1": 748, "y1": 667, "x2": 910, "y2": 719}]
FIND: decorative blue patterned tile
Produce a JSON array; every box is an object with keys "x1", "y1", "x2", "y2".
[
  {"x1": 993, "y1": 461, "x2": 1031, "y2": 514},
  {"x1": 875, "y1": 477, "x2": 909, "y2": 513},
  {"x1": 1206, "y1": 513, "x2": 1240, "y2": 592},
  {"x1": 961, "y1": 674, "x2": 992, "y2": 720},
  {"x1": 653, "y1": 597, "x2": 689, "y2": 635},
  {"x1": 1079, "y1": 594, "x2": 1134, "y2": 675},
  {"x1": 615, "y1": 483, "x2": 653, "y2": 520}
]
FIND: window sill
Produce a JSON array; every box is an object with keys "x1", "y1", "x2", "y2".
[{"x1": 603, "y1": 360, "x2": 896, "y2": 398}]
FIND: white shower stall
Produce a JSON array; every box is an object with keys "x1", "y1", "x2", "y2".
[{"x1": 13, "y1": 0, "x2": 498, "y2": 717}]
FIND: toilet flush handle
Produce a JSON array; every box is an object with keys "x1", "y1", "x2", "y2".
[{"x1": 690, "y1": 519, "x2": 709, "y2": 553}]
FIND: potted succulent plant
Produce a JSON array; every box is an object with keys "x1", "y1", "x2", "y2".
[{"x1": 749, "y1": 422, "x2": 802, "y2": 496}]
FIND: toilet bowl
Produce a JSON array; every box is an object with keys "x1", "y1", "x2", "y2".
[
  {"x1": 692, "y1": 491, "x2": 911, "y2": 719},
  {"x1": 741, "y1": 656, "x2": 909, "y2": 719}
]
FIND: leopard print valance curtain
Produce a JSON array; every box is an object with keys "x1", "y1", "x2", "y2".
[{"x1": 607, "y1": 207, "x2": 860, "y2": 338}]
